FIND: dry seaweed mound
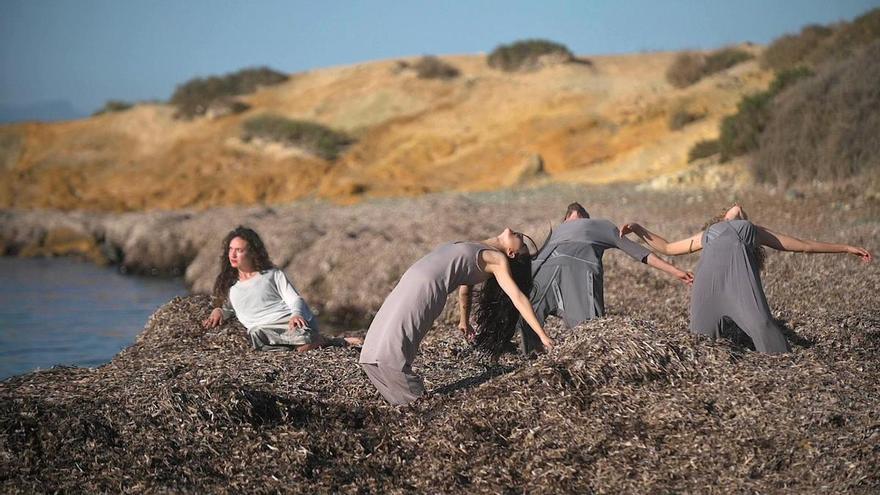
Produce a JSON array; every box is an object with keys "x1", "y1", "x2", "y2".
[
  {"x1": 2, "y1": 283, "x2": 880, "y2": 493},
  {"x1": 2, "y1": 185, "x2": 879, "y2": 492}
]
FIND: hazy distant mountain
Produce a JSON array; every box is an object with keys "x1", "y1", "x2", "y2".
[{"x1": 0, "y1": 99, "x2": 86, "y2": 124}]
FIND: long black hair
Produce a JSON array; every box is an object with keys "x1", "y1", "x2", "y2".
[
  {"x1": 473, "y1": 250, "x2": 535, "y2": 359},
  {"x1": 211, "y1": 226, "x2": 275, "y2": 307}
]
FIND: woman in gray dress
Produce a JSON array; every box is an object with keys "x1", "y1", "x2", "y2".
[
  {"x1": 519, "y1": 202, "x2": 694, "y2": 354},
  {"x1": 621, "y1": 205, "x2": 872, "y2": 353},
  {"x1": 359, "y1": 228, "x2": 554, "y2": 405}
]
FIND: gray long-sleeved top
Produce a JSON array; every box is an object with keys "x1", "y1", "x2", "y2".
[
  {"x1": 532, "y1": 218, "x2": 651, "y2": 276},
  {"x1": 519, "y1": 219, "x2": 651, "y2": 353},
  {"x1": 221, "y1": 268, "x2": 316, "y2": 329}
]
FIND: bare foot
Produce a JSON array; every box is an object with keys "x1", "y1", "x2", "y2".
[{"x1": 343, "y1": 336, "x2": 363, "y2": 347}]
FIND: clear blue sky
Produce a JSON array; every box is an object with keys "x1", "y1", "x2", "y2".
[{"x1": 1, "y1": 0, "x2": 878, "y2": 115}]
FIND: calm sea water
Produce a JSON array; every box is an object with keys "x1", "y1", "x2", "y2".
[{"x1": 0, "y1": 257, "x2": 187, "y2": 380}]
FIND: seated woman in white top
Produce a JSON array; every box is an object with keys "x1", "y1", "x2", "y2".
[{"x1": 203, "y1": 226, "x2": 361, "y2": 352}]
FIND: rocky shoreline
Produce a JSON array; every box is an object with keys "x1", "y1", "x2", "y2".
[{"x1": 3, "y1": 183, "x2": 874, "y2": 317}]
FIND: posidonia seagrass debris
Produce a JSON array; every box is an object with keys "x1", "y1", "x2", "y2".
[{"x1": 1, "y1": 184, "x2": 879, "y2": 493}]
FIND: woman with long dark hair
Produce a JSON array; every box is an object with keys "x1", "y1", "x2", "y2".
[
  {"x1": 621, "y1": 204, "x2": 872, "y2": 353},
  {"x1": 203, "y1": 226, "x2": 361, "y2": 351},
  {"x1": 359, "y1": 228, "x2": 553, "y2": 405}
]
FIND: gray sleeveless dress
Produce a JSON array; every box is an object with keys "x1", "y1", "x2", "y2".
[
  {"x1": 690, "y1": 220, "x2": 790, "y2": 354},
  {"x1": 359, "y1": 242, "x2": 491, "y2": 405},
  {"x1": 519, "y1": 219, "x2": 651, "y2": 354}
]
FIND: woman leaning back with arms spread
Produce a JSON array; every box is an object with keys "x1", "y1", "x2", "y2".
[
  {"x1": 620, "y1": 204, "x2": 872, "y2": 353},
  {"x1": 359, "y1": 227, "x2": 553, "y2": 406}
]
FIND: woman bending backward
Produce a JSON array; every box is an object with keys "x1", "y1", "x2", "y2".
[
  {"x1": 621, "y1": 205, "x2": 872, "y2": 353},
  {"x1": 359, "y1": 228, "x2": 553, "y2": 405}
]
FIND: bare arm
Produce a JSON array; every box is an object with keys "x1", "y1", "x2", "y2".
[
  {"x1": 483, "y1": 251, "x2": 554, "y2": 349},
  {"x1": 646, "y1": 253, "x2": 694, "y2": 285},
  {"x1": 757, "y1": 226, "x2": 873, "y2": 261},
  {"x1": 621, "y1": 223, "x2": 703, "y2": 256},
  {"x1": 457, "y1": 285, "x2": 475, "y2": 340}
]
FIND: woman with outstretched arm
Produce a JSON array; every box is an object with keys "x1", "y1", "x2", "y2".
[{"x1": 620, "y1": 204, "x2": 872, "y2": 353}]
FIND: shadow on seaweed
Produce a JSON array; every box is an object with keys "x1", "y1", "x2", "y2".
[
  {"x1": 430, "y1": 364, "x2": 518, "y2": 397},
  {"x1": 720, "y1": 316, "x2": 814, "y2": 351},
  {"x1": 776, "y1": 319, "x2": 815, "y2": 349}
]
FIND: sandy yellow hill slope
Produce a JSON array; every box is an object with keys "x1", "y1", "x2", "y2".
[{"x1": 0, "y1": 46, "x2": 770, "y2": 211}]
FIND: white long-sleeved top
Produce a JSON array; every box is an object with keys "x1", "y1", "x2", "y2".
[{"x1": 221, "y1": 268, "x2": 316, "y2": 329}]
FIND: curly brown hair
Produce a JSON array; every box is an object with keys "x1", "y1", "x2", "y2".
[{"x1": 211, "y1": 226, "x2": 275, "y2": 307}]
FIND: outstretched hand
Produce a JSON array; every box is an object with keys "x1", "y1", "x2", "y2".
[
  {"x1": 848, "y1": 246, "x2": 873, "y2": 262},
  {"x1": 203, "y1": 308, "x2": 223, "y2": 329},
  {"x1": 540, "y1": 335, "x2": 555, "y2": 351},
  {"x1": 619, "y1": 223, "x2": 640, "y2": 238}
]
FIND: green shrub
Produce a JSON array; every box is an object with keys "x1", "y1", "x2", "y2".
[
  {"x1": 761, "y1": 24, "x2": 833, "y2": 70},
  {"x1": 717, "y1": 67, "x2": 814, "y2": 161},
  {"x1": 767, "y1": 66, "x2": 814, "y2": 93},
  {"x1": 411, "y1": 56, "x2": 460, "y2": 79},
  {"x1": 666, "y1": 48, "x2": 753, "y2": 88},
  {"x1": 809, "y1": 8, "x2": 880, "y2": 66},
  {"x1": 668, "y1": 107, "x2": 705, "y2": 130},
  {"x1": 703, "y1": 48, "x2": 753, "y2": 74},
  {"x1": 688, "y1": 139, "x2": 720, "y2": 162},
  {"x1": 241, "y1": 115, "x2": 354, "y2": 160},
  {"x1": 171, "y1": 67, "x2": 288, "y2": 119},
  {"x1": 761, "y1": 8, "x2": 880, "y2": 70},
  {"x1": 487, "y1": 39, "x2": 574, "y2": 71},
  {"x1": 666, "y1": 52, "x2": 706, "y2": 88},
  {"x1": 753, "y1": 40, "x2": 880, "y2": 185},
  {"x1": 718, "y1": 92, "x2": 773, "y2": 160},
  {"x1": 92, "y1": 100, "x2": 133, "y2": 116}
]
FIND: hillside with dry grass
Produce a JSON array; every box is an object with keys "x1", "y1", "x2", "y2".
[{"x1": 0, "y1": 44, "x2": 771, "y2": 212}]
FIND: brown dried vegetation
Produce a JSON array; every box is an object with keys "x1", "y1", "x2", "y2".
[
  {"x1": 753, "y1": 41, "x2": 880, "y2": 186},
  {"x1": 666, "y1": 48, "x2": 753, "y2": 88},
  {"x1": 1, "y1": 184, "x2": 879, "y2": 493}
]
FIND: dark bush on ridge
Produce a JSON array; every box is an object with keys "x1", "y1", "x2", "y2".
[
  {"x1": 241, "y1": 115, "x2": 354, "y2": 160},
  {"x1": 487, "y1": 39, "x2": 574, "y2": 71},
  {"x1": 715, "y1": 67, "x2": 814, "y2": 161},
  {"x1": 688, "y1": 139, "x2": 721, "y2": 162},
  {"x1": 808, "y1": 8, "x2": 880, "y2": 66},
  {"x1": 666, "y1": 47, "x2": 753, "y2": 88},
  {"x1": 92, "y1": 100, "x2": 134, "y2": 116},
  {"x1": 171, "y1": 67, "x2": 289, "y2": 119},
  {"x1": 761, "y1": 25, "x2": 833, "y2": 70},
  {"x1": 412, "y1": 56, "x2": 460, "y2": 79},
  {"x1": 761, "y1": 8, "x2": 880, "y2": 70},
  {"x1": 703, "y1": 48, "x2": 754, "y2": 74},
  {"x1": 753, "y1": 41, "x2": 880, "y2": 185},
  {"x1": 666, "y1": 52, "x2": 706, "y2": 88}
]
